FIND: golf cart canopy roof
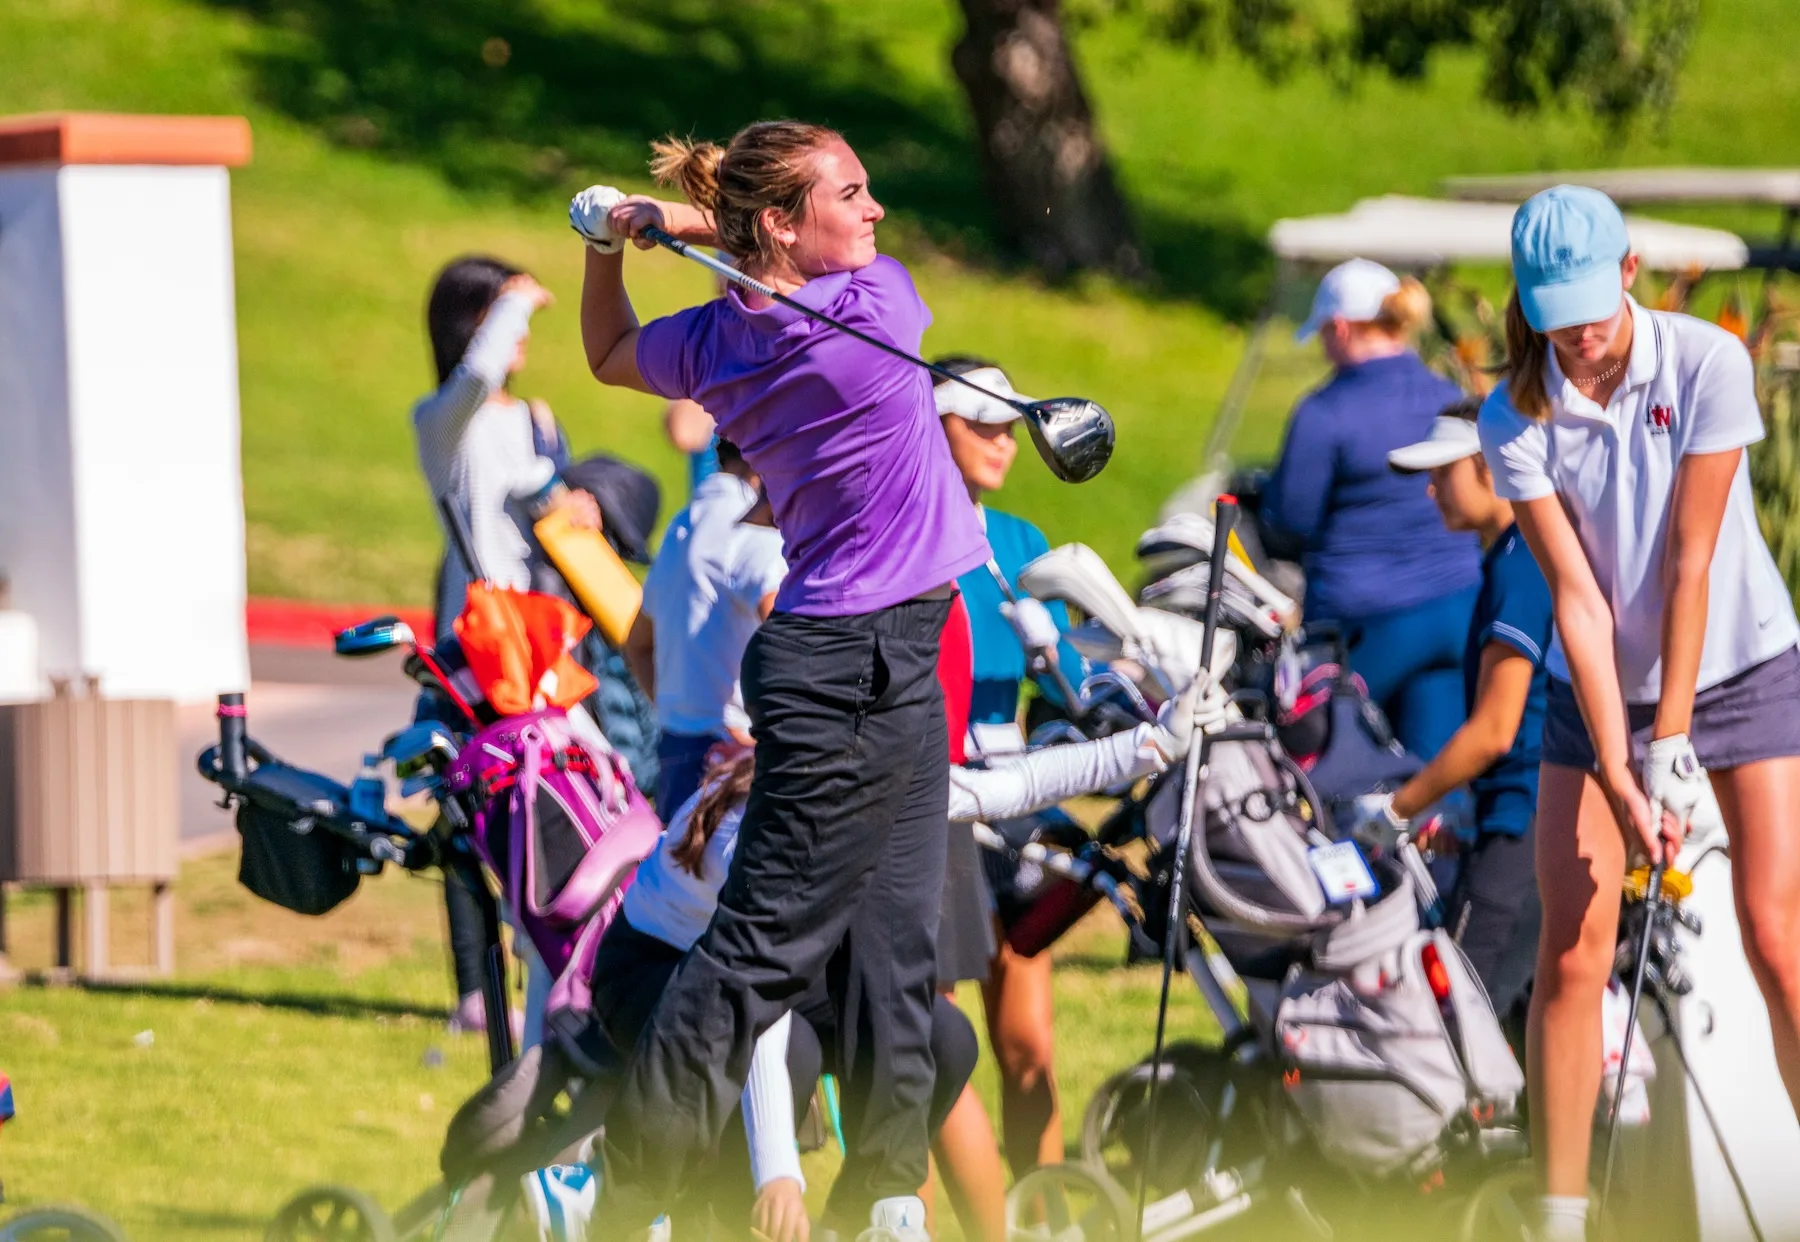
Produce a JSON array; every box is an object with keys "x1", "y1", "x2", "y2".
[
  {"x1": 1443, "y1": 168, "x2": 1800, "y2": 208},
  {"x1": 1268, "y1": 195, "x2": 1749, "y2": 271}
]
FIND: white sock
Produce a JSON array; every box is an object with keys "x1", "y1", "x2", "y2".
[
  {"x1": 1539, "y1": 1195, "x2": 1588, "y2": 1242},
  {"x1": 869, "y1": 1195, "x2": 927, "y2": 1231}
]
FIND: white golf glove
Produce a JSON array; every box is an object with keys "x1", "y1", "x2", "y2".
[
  {"x1": 569, "y1": 185, "x2": 627, "y2": 254},
  {"x1": 1151, "y1": 673, "x2": 1230, "y2": 762},
  {"x1": 1347, "y1": 792, "x2": 1408, "y2": 853},
  {"x1": 999, "y1": 596, "x2": 1062, "y2": 653},
  {"x1": 1642, "y1": 732, "x2": 1707, "y2": 837}
]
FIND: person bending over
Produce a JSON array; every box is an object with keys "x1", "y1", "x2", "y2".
[
  {"x1": 1480, "y1": 185, "x2": 1800, "y2": 1242},
  {"x1": 571, "y1": 120, "x2": 991, "y2": 1239}
]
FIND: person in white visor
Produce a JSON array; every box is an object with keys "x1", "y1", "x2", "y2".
[
  {"x1": 1479, "y1": 185, "x2": 1800, "y2": 1241},
  {"x1": 930, "y1": 355, "x2": 1091, "y2": 1219}
]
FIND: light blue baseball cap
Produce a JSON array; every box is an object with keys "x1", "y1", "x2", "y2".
[{"x1": 1511, "y1": 185, "x2": 1630, "y2": 332}]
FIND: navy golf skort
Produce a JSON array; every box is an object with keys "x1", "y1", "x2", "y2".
[{"x1": 1540, "y1": 644, "x2": 1800, "y2": 772}]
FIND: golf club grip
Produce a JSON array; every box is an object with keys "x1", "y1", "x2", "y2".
[
  {"x1": 1199, "y1": 498, "x2": 1239, "y2": 673},
  {"x1": 437, "y1": 495, "x2": 489, "y2": 584}
]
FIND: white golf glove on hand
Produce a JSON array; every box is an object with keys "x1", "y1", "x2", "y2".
[
  {"x1": 1347, "y1": 792, "x2": 1408, "y2": 853},
  {"x1": 1642, "y1": 732, "x2": 1707, "y2": 839},
  {"x1": 999, "y1": 596, "x2": 1062, "y2": 653},
  {"x1": 1151, "y1": 673, "x2": 1230, "y2": 762},
  {"x1": 569, "y1": 185, "x2": 627, "y2": 254}
]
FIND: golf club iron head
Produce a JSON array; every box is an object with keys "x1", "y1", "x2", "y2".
[
  {"x1": 382, "y1": 723, "x2": 460, "y2": 776},
  {"x1": 1022, "y1": 398, "x2": 1115, "y2": 484}
]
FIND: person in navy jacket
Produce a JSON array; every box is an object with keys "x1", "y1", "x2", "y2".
[{"x1": 1264, "y1": 259, "x2": 1482, "y2": 761}]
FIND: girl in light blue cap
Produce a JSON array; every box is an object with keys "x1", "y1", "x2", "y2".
[{"x1": 1480, "y1": 185, "x2": 1800, "y2": 1240}]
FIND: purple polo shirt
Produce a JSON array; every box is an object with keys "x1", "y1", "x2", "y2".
[{"x1": 636, "y1": 255, "x2": 990, "y2": 616}]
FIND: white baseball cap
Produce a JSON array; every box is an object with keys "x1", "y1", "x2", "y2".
[
  {"x1": 935, "y1": 366, "x2": 1034, "y2": 425},
  {"x1": 1388, "y1": 414, "x2": 1482, "y2": 474},
  {"x1": 1296, "y1": 258, "x2": 1403, "y2": 342}
]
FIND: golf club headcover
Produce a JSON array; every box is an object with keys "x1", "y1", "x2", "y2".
[
  {"x1": 569, "y1": 185, "x2": 627, "y2": 254},
  {"x1": 1137, "y1": 511, "x2": 1297, "y2": 620},
  {"x1": 1017, "y1": 544, "x2": 1147, "y2": 652}
]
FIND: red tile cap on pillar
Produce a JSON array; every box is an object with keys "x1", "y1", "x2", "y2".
[{"x1": 0, "y1": 112, "x2": 252, "y2": 168}]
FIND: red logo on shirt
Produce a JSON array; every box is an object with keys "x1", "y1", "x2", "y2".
[{"x1": 1648, "y1": 404, "x2": 1674, "y2": 434}]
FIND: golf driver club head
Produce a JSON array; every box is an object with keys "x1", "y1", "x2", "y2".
[
  {"x1": 334, "y1": 614, "x2": 415, "y2": 657},
  {"x1": 1022, "y1": 398, "x2": 1115, "y2": 484}
]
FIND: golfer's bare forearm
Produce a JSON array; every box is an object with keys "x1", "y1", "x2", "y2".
[
  {"x1": 651, "y1": 199, "x2": 719, "y2": 246},
  {"x1": 580, "y1": 248, "x2": 644, "y2": 388},
  {"x1": 1655, "y1": 450, "x2": 1737, "y2": 738},
  {"x1": 1393, "y1": 729, "x2": 1506, "y2": 821},
  {"x1": 1561, "y1": 593, "x2": 1631, "y2": 784}
]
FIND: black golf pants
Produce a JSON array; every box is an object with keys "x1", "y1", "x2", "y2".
[
  {"x1": 599, "y1": 598, "x2": 952, "y2": 1224},
  {"x1": 1448, "y1": 818, "x2": 1540, "y2": 1019}
]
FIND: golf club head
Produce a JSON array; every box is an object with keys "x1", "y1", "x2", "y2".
[
  {"x1": 1022, "y1": 398, "x2": 1115, "y2": 484},
  {"x1": 335, "y1": 615, "x2": 415, "y2": 658},
  {"x1": 381, "y1": 722, "x2": 460, "y2": 776}
]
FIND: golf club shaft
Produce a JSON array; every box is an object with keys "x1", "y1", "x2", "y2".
[
  {"x1": 986, "y1": 556, "x2": 1088, "y2": 712},
  {"x1": 438, "y1": 494, "x2": 490, "y2": 584},
  {"x1": 1601, "y1": 855, "x2": 1665, "y2": 1215},
  {"x1": 1138, "y1": 496, "x2": 1238, "y2": 1231},
  {"x1": 642, "y1": 226, "x2": 1026, "y2": 414},
  {"x1": 1650, "y1": 991, "x2": 1768, "y2": 1242}
]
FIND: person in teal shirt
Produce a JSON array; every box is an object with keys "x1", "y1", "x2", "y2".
[{"x1": 934, "y1": 354, "x2": 1088, "y2": 1181}]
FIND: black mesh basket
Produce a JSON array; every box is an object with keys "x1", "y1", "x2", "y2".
[{"x1": 234, "y1": 763, "x2": 362, "y2": 915}]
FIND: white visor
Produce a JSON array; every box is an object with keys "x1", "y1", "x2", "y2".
[
  {"x1": 1388, "y1": 415, "x2": 1482, "y2": 473},
  {"x1": 935, "y1": 366, "x2": 1033, "y2": 425}
]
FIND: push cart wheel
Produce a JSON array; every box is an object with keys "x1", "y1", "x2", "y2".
[
  {"x1": 0, "y1": 1206, "x2": 132, "y2": 1242},
  {"x1": 265, "y1": 1186, "x2": 397, "y2": 1242},
  {"x1": 1455, "y1": 1163, "x2": 1614, "y2": 1242},
  {"x1": 1080, "y1": 1045, "x2": 1225, "y2": 1196},
  {"x1": 1007, "y1": 1163, "x2": 1137, "y2": 1242}
]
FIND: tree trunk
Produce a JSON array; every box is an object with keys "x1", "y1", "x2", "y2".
[{"x1": 951, "y1": 0, "x2": 1142, "y2": 277}]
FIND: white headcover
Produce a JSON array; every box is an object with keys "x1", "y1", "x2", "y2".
[{"x1": 1018, "y1": 543, "x2": 1236, "y2": 698}]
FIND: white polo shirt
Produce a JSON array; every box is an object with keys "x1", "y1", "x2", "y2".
[
  {"x1": 1478, "y1": 296, "x2": 1798, "y2": 703},
  {"x1": 641, "y1": 472, "x2": 788, "y2": 735}
]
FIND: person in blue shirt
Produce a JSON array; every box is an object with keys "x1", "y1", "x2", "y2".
[
  {"x1": 932, "y1": 355, "x2": 1087, "y2": 1184},
  {"x1": 1352, "y1": 399, "x2": 1552, "y2": 1015},
  {"x1": 1264, "y1": 259, "x2": 1483, "y2": 762}
]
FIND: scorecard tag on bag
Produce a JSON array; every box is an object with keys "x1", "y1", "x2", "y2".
[{"x1": 1308, "y1": 841, "x2": 1378, "y2": 904}]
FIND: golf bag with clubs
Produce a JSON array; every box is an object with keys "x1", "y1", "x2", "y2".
[
  {"x1": 988, "y1": 531, "x2": 1526, "y2": 1239},
  {"x1": 197, "y1": 611, "x2": 655, "y2": 1242}
]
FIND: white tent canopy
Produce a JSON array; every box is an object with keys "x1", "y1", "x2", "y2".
[
  {"x1": 1268, "y1": 194, "x2": 1749, "y2": 271},
  {"x1": 1444, "y1": 167, "x2": 1800, "y2": 208}
]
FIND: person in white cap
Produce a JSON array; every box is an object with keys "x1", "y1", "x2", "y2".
[
  {"x1": 1264, "y1": 258, "x2": 1483, "y2": 766},
  {"x1": 1352, "y1": 397, "x2": 1552, "y2": 1024},
  {"x1": 1479, "y1": 184, "x2": 1800, "y2": 1241}
]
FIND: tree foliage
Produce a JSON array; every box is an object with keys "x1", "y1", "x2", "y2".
[{"x1": 1069, "y1": 0, "x2": 1700, "y2": 131}]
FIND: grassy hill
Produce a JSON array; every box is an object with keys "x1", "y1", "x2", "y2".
[{"x1": 4, "y1": 0, "x2": 1800, "y2": 604}]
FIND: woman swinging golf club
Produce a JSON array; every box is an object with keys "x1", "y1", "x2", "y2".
[
  {"x1": 1479, "y1": 185, "x2": 1800, "y2": 1242},
  {"x1": 569, "y1": 122, "x2": 993, "y2": 1240}
]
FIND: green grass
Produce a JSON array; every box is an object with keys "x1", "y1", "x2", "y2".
[
  {"x1": 5, "y1": 0, "x2": 1800, "y2": 603},
  {"x1": 0, "y1": 850, "x2": 1214, "y2": 1242}
]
